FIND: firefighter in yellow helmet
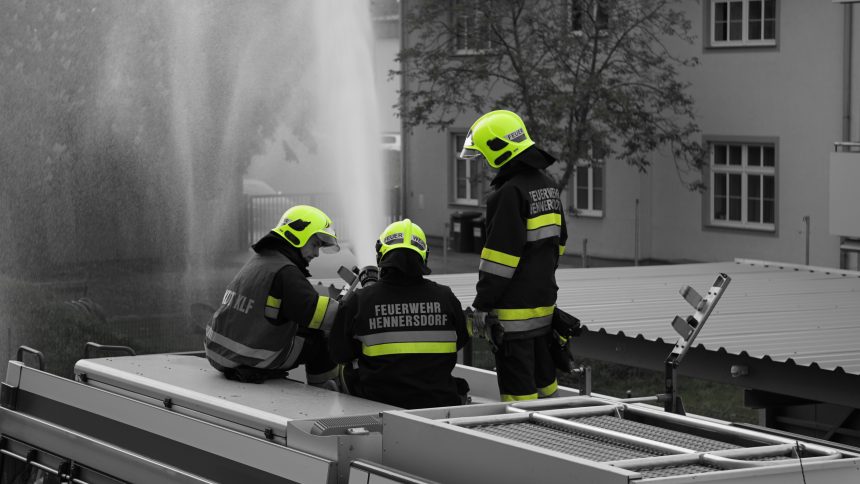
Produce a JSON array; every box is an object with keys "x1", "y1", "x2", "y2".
[
  {"x1": 461, "y1": 110, "x2": 569, "y2": 402},
  {"x1": 205, "y1": 205, "x2": 341, "y2": 388},
  {"x1": 328, "y1": 219, "x2": 471, "y2": 409}
]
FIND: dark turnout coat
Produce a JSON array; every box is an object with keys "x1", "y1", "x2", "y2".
[
  {"x1": 205, "y1": 234, "x2": 338, "y2": 375},
  {"x1": 472, "y1": 146, "x2": 568, "y2": 340},
  {"x1": 329, "y1": 250, "x2": 469, "y2": 409}
]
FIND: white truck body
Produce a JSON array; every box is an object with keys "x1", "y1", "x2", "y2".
[{"x1": 2, "y1": 353, "x2": 859, "y2": 483}]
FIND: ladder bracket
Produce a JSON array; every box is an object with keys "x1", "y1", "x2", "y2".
[
  {"x1": 679, "y1": 285, "x2": 706, "y2": 311},
  {"x1": 671, "y1": 315, "x2": 699, "y2": 339}
]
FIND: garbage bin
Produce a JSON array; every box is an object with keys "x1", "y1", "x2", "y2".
[
  {"x1": 449, "y1": 211, "x2": 482, "y2": 252},
  {"x1": 472, "y1": 217, "x2": 486, "y2": 254}
]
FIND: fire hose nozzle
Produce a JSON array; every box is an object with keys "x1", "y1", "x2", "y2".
[{"x1": 358, "y1": 265, "x2": 379, "y2": 287}]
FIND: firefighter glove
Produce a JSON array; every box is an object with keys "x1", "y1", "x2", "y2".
[{"x1": 471, "y1": 310, "x2": 489, "y2": 339}]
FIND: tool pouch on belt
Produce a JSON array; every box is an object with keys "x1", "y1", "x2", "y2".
[{"x1": 550, "y1": 308, "x2": 581, "y2": 373}]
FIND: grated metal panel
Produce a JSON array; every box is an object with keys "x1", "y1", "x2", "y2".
[
  {"x1": 474, "y1": 421, "x2": 662, "y2": 462},
  {"x1": 747, "y1": 455, "x2": 792, "y2": 462},
  {"x1": 574, "y1": 415, "x2": 738, "y2": 452},
  {"x1": 640, "y1": 464, "x2": 720, "y2": 479}
]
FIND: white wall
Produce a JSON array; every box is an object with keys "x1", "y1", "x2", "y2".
[
  {"x1": 375, "y1": 35, "x2": 401, "y2": 134},
  {"x1": 647, "y1": 1, "x2": 844, "y2": 265}
]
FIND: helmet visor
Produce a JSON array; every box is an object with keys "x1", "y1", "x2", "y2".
[
  {"x1": 459, "y1": 147, "x2": 486, "y2": 164},
  {"x1": 459, "y1": 130, "x2": 484, "y2": 161},
  {"x1": 314, "y1": 231, "x2": 340, "y2": 254}
]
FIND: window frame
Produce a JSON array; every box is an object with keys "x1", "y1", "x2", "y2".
[
  {"x1": 570, "y1": 0, "x2": 610, "y2": 34},
  {"x1": 708, "y1": 0, "x2": 777, "y2": 48},
  {"x1": 450, "y1": 132, "x2": 489, "y2": 206},
  {"x1": 570, "y1": 160, "x2": 605, "y2": 218},
  {"x1": 452, "y1": 0, "x2": 491, "y2": 55},
  {"x1": 704, "y1": 137, "x2": 778, "y2": 232}
]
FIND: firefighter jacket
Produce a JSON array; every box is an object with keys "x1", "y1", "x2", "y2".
[
  {"x1": 329, "y1": 250, "x2": 469, "y2": 409},
  {"x1": 205, "y1": 236, "x2": 338, "y2": 372},
  {"x1": 472, "y1": 146, "x2": 568, "y2": 340}
]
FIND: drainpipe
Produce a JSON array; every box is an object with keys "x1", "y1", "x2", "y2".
[
  {"x1": 634, "y1": 198, "x2": 640, "y2": 266},
  {"x1": 844, "y1": 3, "x2": 853, "y2": 142},
  {"x1": 399, "y1": 0, "x2": 408, "y2": 219}
]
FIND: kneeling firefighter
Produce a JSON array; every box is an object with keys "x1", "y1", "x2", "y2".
[
  {"x1": 205, "y1": 205, "x2": 341, "y2": 388},
  {"x1": 328, "y1": 219, "x2": 471, "y2": 409}
]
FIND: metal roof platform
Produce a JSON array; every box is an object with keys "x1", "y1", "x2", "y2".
[
  {"x1": 384, "y1": 395, "x2": 860, "y2": 483},
  {"x1": 73, "y1": 353, "x2": 394, "y2": 444}
]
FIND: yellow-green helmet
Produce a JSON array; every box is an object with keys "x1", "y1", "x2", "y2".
[
  {"x1": 460, "y1": 110, "x2": 535, "y2": 169},
  {"x1": 272, "y1": 205, "x2": 339, "y2": 252},
  {"x1": 375, "y1": 219, "x2": 428, "y2": 262}
]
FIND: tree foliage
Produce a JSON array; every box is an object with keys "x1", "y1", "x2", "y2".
[{"x1": 396, "y1": 0, "x2": 706, "y2": 192}]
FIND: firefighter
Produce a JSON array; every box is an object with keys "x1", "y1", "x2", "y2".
[
  {"x1": 460, "y1": 109, "x2": 568, "y2": 402},
  {"x1": 205, "y1": 205, "x2": 340, "y2": 388},
  {"x1": 329, "y1": 219, "x2": 470, "y2": 409}
]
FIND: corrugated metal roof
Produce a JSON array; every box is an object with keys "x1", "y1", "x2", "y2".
[{"x1": 422, "y1": 260, "x2": 860, "y2": 375}]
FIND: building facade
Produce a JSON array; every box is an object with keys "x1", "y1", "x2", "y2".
[{"x1": 400, "y1": 0, "x2": 859, "y2": 268}]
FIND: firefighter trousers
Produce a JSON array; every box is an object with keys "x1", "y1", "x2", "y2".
[{"x1": 494, "y1": 332, "x2": 558, "y2": 401}]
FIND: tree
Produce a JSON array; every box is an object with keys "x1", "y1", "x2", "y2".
[{"x1": 395, "y1": 0, "x2": 706, "y2": 192}]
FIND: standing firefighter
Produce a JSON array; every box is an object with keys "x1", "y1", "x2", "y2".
[
  {"x1": 461, "y1": 110, "x2": 568, "y2": 402},
  {"x1": 329, "y1": 219, "x2": 470, "y2": 409},
  {"x1": 205, "y1": 205, "x2": 340, "y2": 388}
]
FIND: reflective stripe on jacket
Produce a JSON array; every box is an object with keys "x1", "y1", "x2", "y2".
[{"x1": 355, "y1": 329, "x2": 459, "y2": 356}]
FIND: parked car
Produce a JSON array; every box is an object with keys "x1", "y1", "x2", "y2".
[{"x1": 242, "y1": 178, "x2": 279, "y2": 196}]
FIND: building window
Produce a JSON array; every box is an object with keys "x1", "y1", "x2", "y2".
[
  {"x1": 709, "y1": 141, "x2": 776, "y2": 230},
  {"x1": 571, "y1": 162, "x2": 604, "y2": 217},
  {"x1": 452, "y1": 133, "x2": 489, "y2": 205},
  {"x1": 570, "y1": 0, "x2": 609, "y2": 33},
  {"x1": 453, "y1": 0, "x2": 490, "y2": 54},
  {"x1": 710, "y1": 0, "x2": 776, "y2": 47}
]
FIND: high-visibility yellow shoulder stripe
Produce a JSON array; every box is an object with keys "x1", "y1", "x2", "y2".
[
  {"x1": 265, "y1": 296, "x2": 282, "y2": 319},
  {"x1": 480, "y1": 247, "x2": 520, "y2": 268},
  {"x1": 495, "y1": 305, "x2": 555, "y2": 321},
  {"x1": 526, "y1": 212, "x2": 562, "y2": 230},
  {"x1": 308, "y1": 296, "x2": 330, "y2": 329},
  {"x1": 362, "y1": 342, "x2": 457, "y2": 357},
  {"x1": 266, "y1": 296, "x2": 281, "y2": 309},
  {"x1": 501, "y1": 393, "x2": 538, "y2": 402}
]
